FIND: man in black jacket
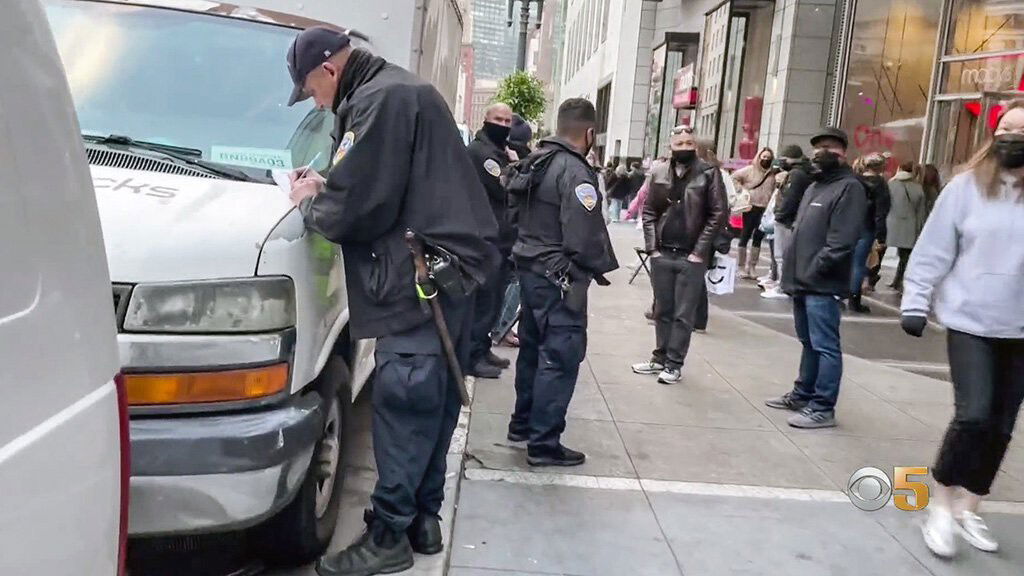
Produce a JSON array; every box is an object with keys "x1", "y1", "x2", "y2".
[
  {"x1": 630, "y1": 126, "x2": 728, "y2": 384},
  {"x1": 508, "y1": 98, "x2": 618, "y2": 467},
  {"x1": 465, "y1": 102, "x2": 517, "y2": 378},
  {"x1": 766, "y1": 127, "x2": 867, "y2": 430},
  {"x1": 285, "y1": 28, "x2": 499, "y2": 576}
]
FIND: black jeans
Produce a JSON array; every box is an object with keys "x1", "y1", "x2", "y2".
[
  {"x1": 469, "y1": 255, "x2": 512, "y2": 365},
  {"x1": 891, "y1": 247, "x2": 912, "y2": 288},
  {"x1": 650, "y1": 254, "x2": 707, "y2": 369},
  {"x1": 933, "y1": 330, "x2": 1024, "y2": 496},
  {"x1": 695, "y1": 282, "x2": 709, "y2": 331},
  {"x1": 371, "y1": 292, "x2": 472, "y2": 531},
  {"x1": 510, "y1": 271, "x2": 587, "y2": 456},
  {"x1": 738, "y1": 206, "x2": 766, "y2": 248}
]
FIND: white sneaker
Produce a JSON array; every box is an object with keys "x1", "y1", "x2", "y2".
[
  {"x1": 760, "y1": 286, "x2": 789, "y2": 299},
  {"x1": 957, "y1": 511, "x2": 999, "y2": 552},
  {"x1": 631, "y1": 361, "x2": 664, "y2": 376},
  {"x1": 757, "y1": 273, "x2": 773, "y2": 284},
  {"x1": 921, "y1": 508, "x2": 958, "y2": 559},
  {"x1": 657, "y1": 368, "x2": 682, "y2": 385}
]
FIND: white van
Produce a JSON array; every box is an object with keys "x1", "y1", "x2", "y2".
[
  {"x1": 0, "y1": 1, "x2": 127, "y2": 574},
  {"x1": 39, "y1": 0, "x2": 376, "y2": 566}
]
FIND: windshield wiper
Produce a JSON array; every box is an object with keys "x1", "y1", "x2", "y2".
[{"x1": 83, "y1": 134, "x2": 256, "y2": 182}]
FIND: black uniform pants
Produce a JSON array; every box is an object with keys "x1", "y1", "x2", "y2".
[
  {"x1": 370, "y1": 292, "x2": 471, "y2": 531},
  {"x1": 651, "y1": 254, "x2": 707, "y2": 370},
  {"x1": 933, "y1": 330, "x2": 1024, "y2": 496},
  {"x1": 470, "y1": 254, "x2": 512, "y2": 366},
  {"x1": 510, "y1": 271, "x2": 587, "y2": 456}
]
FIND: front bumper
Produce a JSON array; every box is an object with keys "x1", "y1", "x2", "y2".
[{"x1": 128, "y1": 391, "x2": 325, "y2": 536}]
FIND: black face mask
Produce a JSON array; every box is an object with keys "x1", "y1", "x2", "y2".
[
  {"x1": 811, "y1": 149, "x2": 842, "y2": 175},
  {"x1": 993, "y1": 136, "x2": 1024, "y2": 170},
  {"x1": 483, "y1": 122, "x2": 511, "y2": 147},
  {"x1": 759, "y1": 158, "x2": 773, "y2": 169},
  {"x1": 673, "y1": 149, "x2": 697, "y2": 164}
]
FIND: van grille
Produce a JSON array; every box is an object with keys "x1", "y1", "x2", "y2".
[
  {"x1": 112, "y1": 284, "x2": 132, "y2": 330},
  {"x1": 86, "y1": 146, "x2": 217, "y2": 179}
]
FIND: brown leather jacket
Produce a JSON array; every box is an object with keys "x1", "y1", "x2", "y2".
[{"x1": 642, "y1": 159, "x2": 729, "y2": 263}]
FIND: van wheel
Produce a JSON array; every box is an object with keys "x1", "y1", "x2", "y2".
[{"x1": 257, "y1": 389, "x2": 345, "y2": 566}]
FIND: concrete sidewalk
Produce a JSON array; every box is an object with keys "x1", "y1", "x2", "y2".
[{"x1": 449, "y1": 225, "x2": 1024, "y2": 576}]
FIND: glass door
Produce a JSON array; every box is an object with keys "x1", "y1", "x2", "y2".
[{"x1": 926, "y1": 91, "x2": 1024, "y2": 181}]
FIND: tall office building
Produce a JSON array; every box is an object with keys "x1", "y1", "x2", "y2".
[{"x1": 472, "y1": 0, "x2": 522, "y2": 80}]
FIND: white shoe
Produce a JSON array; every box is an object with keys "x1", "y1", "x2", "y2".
[
  {"x1": 921, "y1": 508, "x2": 958, "y2": 559},
  {"x1": 657, "y1": 368, "x2": 682, "y2": 385},
  {"x1": 631, "y1": 361, "x2": 664, "y2": 376},
  {"x1": 757, "y1": 273, "x2": 773, "y2": 284},
  {"x1": 760, "y1": 286, "x2": 789, "y2": 299},
  {"x1": 957, "y1": 511, "x2": 999, "y2": 552}
]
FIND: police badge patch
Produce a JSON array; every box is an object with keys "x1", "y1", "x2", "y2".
[
  {"x1": 575, "y1": 183, "x2": 598, "y2": 211},
  {"x1": 332, "y1": 131, "x2": 356, "y2": 166},
  {"x1": 483, "y1": 158, "x2": 502, "y2": 178}
]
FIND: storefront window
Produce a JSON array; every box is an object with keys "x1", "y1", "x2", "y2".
[
  {"x1": 839, "y1": 0, "x2": 943, "y2": 165},
  {"x1": 947, "y1": 0, "x2": 1024, "y2": 56},
  {"x1": 940, "y1": 54, "x2": 1024, "y2": 93}
]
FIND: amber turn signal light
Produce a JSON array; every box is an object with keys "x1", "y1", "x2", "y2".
[{"x1": 124, "y1": 363, "x2": 288, "y2": 405}]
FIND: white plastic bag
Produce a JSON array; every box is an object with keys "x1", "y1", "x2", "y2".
[{"x1": 706, "y1": 254, "x2": 736, "y2": 295}]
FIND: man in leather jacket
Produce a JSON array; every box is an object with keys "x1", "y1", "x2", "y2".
[{"x1": 631, "y1": 126, "x2": 728, "y2": 384}]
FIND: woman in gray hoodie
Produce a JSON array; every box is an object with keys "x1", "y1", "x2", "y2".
[
  {"x1": 901, "y1": 99, "x2": 1024, "y2": 559},
  {"x1": 885, "y1": 160, "x2": 928, "y2": 291}
]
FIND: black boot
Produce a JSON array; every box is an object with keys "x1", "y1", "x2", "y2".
[
  {"x1": 468, "y1": 360, "x2": 502, "y2": 379},
  {"x1": 850, "y1": 294, "x2": 871, "y2": 314},
  {"x1": 407, "y1": 514, "x2": 443, "y2": 555},
  {"x1": 485, "y1": 350, "x2": 511, "y2": 369},
  {"x1": 527, "y1": 444, "x2": 586, "y2": 467},
  {"x1": 315, "y1": 510, "x2": 414, "y2": 576}
]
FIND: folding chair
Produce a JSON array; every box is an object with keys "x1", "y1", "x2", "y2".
[{"x1": 629, "y1": 246, "x2": 652, "y2": 285}]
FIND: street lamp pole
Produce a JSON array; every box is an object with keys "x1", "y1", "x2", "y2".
[{"x1": 507, "y1": 0, "x2": 544, "y2": 72}]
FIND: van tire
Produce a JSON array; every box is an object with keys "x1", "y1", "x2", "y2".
[{"x1": 256, "y1": 357, "x2": 351, "y2": 567}]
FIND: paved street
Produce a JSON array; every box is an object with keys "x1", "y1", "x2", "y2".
[
  {"x1": 447, "y1": 224, "x2": 1024, "y2": 576},
  {"x1": 261, "y1": 223, "x2": 1024, "y2": 576}
]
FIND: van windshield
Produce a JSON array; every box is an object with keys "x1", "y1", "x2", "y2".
[{"x1": 44, "y1": 0, "x2": 332, "y2": 174}]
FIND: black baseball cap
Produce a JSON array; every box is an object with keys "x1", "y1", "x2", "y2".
[
  {"x1": 810, "y1": 127, "x2": 849, "y2": 149},
  {"x1": 286, "y1": 26, "x2": 351, "y2": 106}
]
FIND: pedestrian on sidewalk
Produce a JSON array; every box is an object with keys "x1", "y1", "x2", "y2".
[
  {"x1": 732, "y1": 147, "x2": 778, "y2": 279},
  {"x1": 466, "y1": 102, "x2": 518, "y2": 379},
  {"x1": 765, "y1": 127, "x2": 867, "y2": 429},
  {"x1": 900, "y1": 100, "x2": 1024, "y2": 559},
  {"x1": 921, "y1": 163, "x2": 943, "y2": 214},
  {"x1": 283, "y1": 28, "x2": 500, "y2": 575},
  {"x1": 760, "y1": 144, "x2": 810, "y2": 300},
  {"x1": 695, "y1": 139, "x2": 734, "y2": 329},
  {"x1": 631, "y1": 126, "x2": 728, "y2": 384},
  {"x1": 606, "y1": 164, "x2": 629, "y2": 222},
  {"x1": 494, "y1": 115, "x2": 534, "y2": 349},
  {"x1": 885, "y1": 160, "x2": 927, "y2": 292},
  {"x1": 507, "y1": 98, "x2": 618, "y2": 467},
  {"x1": 849, "y1": 153, "x2": 891, "y2": 312}
]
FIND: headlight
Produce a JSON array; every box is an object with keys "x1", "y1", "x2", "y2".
[{"x1": 123, "y1": 277, "x2": 295, "y2": 333}]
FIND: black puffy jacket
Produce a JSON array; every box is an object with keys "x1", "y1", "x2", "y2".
[{"x1": 781, "y1": 167, "x2": 868, "y2": 297}]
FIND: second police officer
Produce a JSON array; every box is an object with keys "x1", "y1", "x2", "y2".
[{"x1": 506, "y1": 98, "x2": 618, "y2": 467}]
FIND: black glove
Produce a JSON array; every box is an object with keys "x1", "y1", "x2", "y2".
[{"x1": 901, "y1": 315, "x2": 927, "y2": 338}]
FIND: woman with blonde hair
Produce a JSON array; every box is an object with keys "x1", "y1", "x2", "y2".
[
  {"x1": 901, "y1": 99, "x2": 1024, "y2": 558},
  {"x1": 731, "y1": 147, "x2": 777, "y2": 278}
]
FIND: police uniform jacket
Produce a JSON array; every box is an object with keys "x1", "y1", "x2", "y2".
[
  {"x1": 511, "y1": 137, "x2": 618, "y2": 282},
  {"x1": 466, "y1": 130, "x2": 514, "y2": 254},
  {"x1": 299, "y1": 49, "x2": 500, "y2": 339}
]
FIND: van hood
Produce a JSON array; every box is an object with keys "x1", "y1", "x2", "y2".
[{"x1": 91, "y1": 166, "x2": 295, "y2": 283}]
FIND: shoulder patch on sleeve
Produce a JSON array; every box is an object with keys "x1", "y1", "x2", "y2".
[
  {"x1": 484, "y1": 158, "x2": 502, "y2": 178},
  {"x1": 575, "y1": 183, "x2": 598, "y2": 211},
  {"x1": 332, "y1": 131, "x2": 356, "y2": 166}
]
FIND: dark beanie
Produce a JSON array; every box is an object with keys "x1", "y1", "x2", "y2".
[
  {"x1": 509, "y1": 114, "x2": 533, "y2": 145},
  {"x1": 780, "y1": 144, "x2": 804, "y2": 159}
]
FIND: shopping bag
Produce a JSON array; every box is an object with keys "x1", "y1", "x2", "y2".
[{"x1": 706, "y1": 254, "x2": 737, "y2": 295}]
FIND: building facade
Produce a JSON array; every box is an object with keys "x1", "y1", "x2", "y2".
[
  {"x1": 472, "y1": 0, "x2": 521, "y2": 80},
  {"x1": 639, "y1": 0, "x2": 1023, "y2": 176},
  {"x1": 470, "y1": 79, "x2": 501, "y2": 128}
]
